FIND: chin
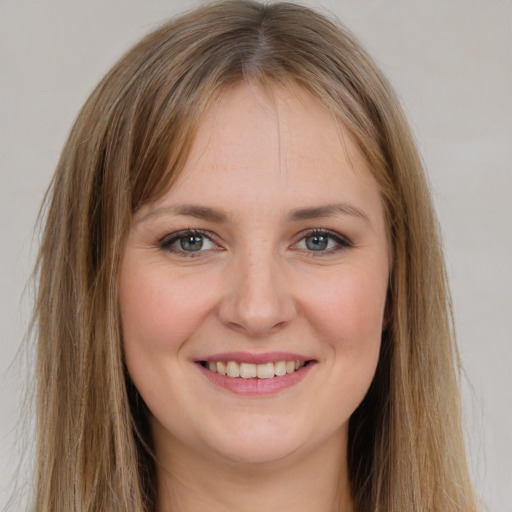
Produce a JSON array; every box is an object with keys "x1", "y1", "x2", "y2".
[
  {"x1": 211, "y1": 433, "x2": 304, "y2": 467},
  {"x1": 198, "y1": 414, "x2": 345, "y2": 468}
]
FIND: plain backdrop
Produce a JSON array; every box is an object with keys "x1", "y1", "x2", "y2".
[{"x1": 1, "y1": 1, "x2": 510, "y2": 510}]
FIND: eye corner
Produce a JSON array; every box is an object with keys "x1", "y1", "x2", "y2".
[
  {"x1": 159, "y1": 229, "x2": 222, "y2": 256},
  {"x1": 292, "y1": 228, "x2": 353, "y2": 255}
]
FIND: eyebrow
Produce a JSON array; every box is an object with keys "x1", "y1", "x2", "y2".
[
  {"x1": 138, "y1": 202, "x2": 370, "y2": 225},
  {"x1": 287, "y1": 203, "x2": 371, "y2": 224},
  {"x1": 138, "y1": 204, "x2": 229, "y2": 224}
]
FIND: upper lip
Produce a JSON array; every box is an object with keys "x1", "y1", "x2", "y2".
[{"x1": 195, "y1": 351, "x2": 314, "y2": 364}]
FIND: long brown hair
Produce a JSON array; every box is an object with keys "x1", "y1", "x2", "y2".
[{"x1": 33, "y1": 1, "x2": 478, "y2": 510}]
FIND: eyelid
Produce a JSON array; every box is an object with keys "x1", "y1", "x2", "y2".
[
  {"x1": 159, "y1": 229, "x2": 221, "y2": 254},
  {"x1": 292, "y1": 228, "x2": 353, "y2": 252},
  {"x1": 158, "y1": 227, "x2": 352, "y2": 257}
]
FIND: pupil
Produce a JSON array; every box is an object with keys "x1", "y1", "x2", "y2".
[
  {"x1": 306, "y1": 235, "x2": 328, "y2": 251},
  {"x1": 180, "y1": 235, "x2": 203, "y2": 251}
]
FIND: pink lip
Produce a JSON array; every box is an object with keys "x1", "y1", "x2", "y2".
[
  {"x1": 195, "y1": 359, "x2": 316, "y2": 396},
  {"x1": 194, "y1": 351, "x2": 312, "y2": 364}
]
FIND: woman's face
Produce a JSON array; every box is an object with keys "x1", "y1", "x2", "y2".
[{"x1": 119, "y1": 83, "x2": 390, "y2": 467}]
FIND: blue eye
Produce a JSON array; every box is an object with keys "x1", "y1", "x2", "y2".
[
  {"x1": 179, "y1": 234, "x2": 205, "y2": 251},
  {"x1": 305, "y1": 234, "x2": 330, "y2": 251},
  {"x1": 296, "y1": 230, "x2": 351, "y2": 253},
  {"x1": 160, "y1": 230, "x2": 217, "y2": 255}
]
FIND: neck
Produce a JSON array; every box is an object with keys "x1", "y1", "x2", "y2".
[{"x1": 153, "y1": 427, "x2": 354, "y2": 512}]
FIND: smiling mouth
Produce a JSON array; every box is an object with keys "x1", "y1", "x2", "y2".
[{"x1": 200, "y1": 360, "x2": 311, "y2": 379}]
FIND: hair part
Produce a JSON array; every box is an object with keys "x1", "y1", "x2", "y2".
[{"x1": 33, "y1": 1, "x2": 478, "y2": 510}]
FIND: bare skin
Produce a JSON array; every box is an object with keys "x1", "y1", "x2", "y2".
[
  {"x1": 153, "y1": 416, "x2": 353, "y2": 512},
  {"x1": 120, "y1": 82, "x2": 389, "y2": 512}
]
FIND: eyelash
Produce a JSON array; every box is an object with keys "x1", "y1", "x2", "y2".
[
  {"x1": 159, "y1": 229, "x2": 218, "y2": 257},
  {"x1": 159, "y1": 228, "x2": 352, "y2": 257},
  {"x1": 295, "y1": 229, "x2": 352, "y2": 255}
]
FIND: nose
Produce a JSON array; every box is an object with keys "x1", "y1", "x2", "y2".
[{"x1": 218, "y1": 250, "x2": 297, "y2": 337}]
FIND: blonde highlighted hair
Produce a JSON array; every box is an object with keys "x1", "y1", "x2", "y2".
[{"x1": 33, "y1": 1, "x2": 478, "y2": 510}]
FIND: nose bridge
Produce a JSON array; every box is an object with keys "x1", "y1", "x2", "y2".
[{"x1": 219, "y1": 243, "x2": 295, "y2": 336}]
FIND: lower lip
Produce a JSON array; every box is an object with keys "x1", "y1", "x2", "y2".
[{"x1": 196, "y1": 362, "x2": 315, "y2": 395}]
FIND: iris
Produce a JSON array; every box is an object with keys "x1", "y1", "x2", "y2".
[
  {"x1": 180, "y1": 235, "x2": 204, "y2": 251},
  {"x1": 305, "y1": 234, "x2": 329, "y2": 251}
]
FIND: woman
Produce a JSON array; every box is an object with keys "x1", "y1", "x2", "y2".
[{"x1": 33, "y1": 1, "x2": 479, "y2": 510}]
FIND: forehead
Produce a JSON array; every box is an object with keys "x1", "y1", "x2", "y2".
[{"x1": 138, "y1": 82, "x2": 384, "y2": 227}]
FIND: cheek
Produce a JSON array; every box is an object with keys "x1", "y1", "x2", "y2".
[
  {"x1": 119, "y1": 259, "x2": 217, "y2": 355},
  {"x1": 300, "y1": 263, "x2": 387, "y2": 397},
  {"x1": 119, "y1": 257, "x2": 222, "y2": 418},
  {"x1": 278, "y1": 265, "x2": 387, "y2": 437},
  {"x1": 306, "y1": 266, "x2": 388, "y2": 346}
]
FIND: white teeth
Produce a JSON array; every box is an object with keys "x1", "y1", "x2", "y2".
[
  {"x1": 226, "y1": 361, "x2": 240, "y2": 378},
  {"x1": 204, "y1": 360, "x2": 308, "y2": 378},
  {"x1": 240, "y1": 363, "x2": 257, "y2": 378},
  {"x1": 257, "y1": 362, "x2": 275, "y2": 379},
  {"x1": 217, "y1": 361, "x2": 227, "y2": 376},
  {"x1": 274, "y1": 361, "x2": 287, "y2": 376},
  {"x1": 286, "y1": 361, "x2": 296, "y2": 374}
]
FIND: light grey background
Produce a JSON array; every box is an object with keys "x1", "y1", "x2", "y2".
[{"x1": 1, "y1": 1, "x2": 510, "y2": 510}]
